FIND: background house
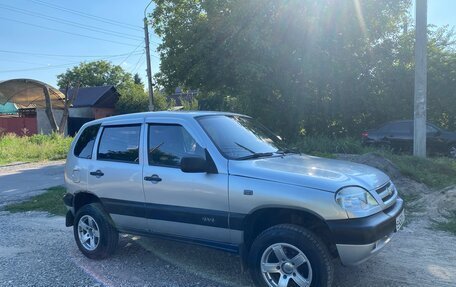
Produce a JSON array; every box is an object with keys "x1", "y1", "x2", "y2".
[{"x1": 65, "y1": 85, "x2": 120, "y2": 136}]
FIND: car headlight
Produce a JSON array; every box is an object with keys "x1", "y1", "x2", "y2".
[{"x1": 335, "y1": 186, "x2": 379, "y2": 212}]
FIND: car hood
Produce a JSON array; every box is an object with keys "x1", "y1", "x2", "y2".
[{"x1": 228, "y1": 154, "x2": 389, "y2": 193}]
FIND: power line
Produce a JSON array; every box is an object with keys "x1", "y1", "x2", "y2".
[
  {"x1": 118, "y1": 42, "x2": 144, "y2": 66},
  {"x1": 130, "y1": 52, "x2": 146, "y2": 75},
  {"x1": 29, "y1": 0, "x2": 143, "y2": 31},
  {"x1": 0, "y1": 3, "x2": 143, "y2": 41},
  {"x1": 0, "y1": 52, "x2": 143, "y2": 73},
  {"x1": 0, "y1": 49, "x2": 145, "y2": 58},
  {"x1": 0, "y1": 16, "x2": 140, "y2": 47}
]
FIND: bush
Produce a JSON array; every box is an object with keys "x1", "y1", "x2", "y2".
[{"x1": 293, "y1": 135, "x2": 373, "y2": 155}]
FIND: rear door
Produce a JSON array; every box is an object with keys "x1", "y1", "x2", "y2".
[
  {"x1": 87, "y1": 122, "x2": 147, "y2": 232},
  {"x1": 142, "y1": 118, "x2": 231, "y2": 244},
  {"x1": 66, "y1": 123, "x2": 101, "y2": 194}
]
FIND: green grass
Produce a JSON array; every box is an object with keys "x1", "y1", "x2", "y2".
[
  {"x1": 4, "y1": 186, "x2": 67, "y2": 216},
  {"x1": 381, "y1": 153, "x2": 456, "y2": 189},
  {"x1": 0, "y1": 133, "x2": 73, "y2": 165},
  {"x1": 293, "y1": 135, "x2": 374, "y2": 155},
  {"x1": 433, "y1": 210, "x2": 456, "y2": 235}
]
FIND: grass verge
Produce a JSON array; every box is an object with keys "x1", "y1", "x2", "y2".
[
  {"x1": 380, "y1": 153, "x2": 456, "y2": 189},
  {"x1": 4, "y1": 186, "x2": 67, "y2": 216},
  {"x1": 0, "y1": 133, "x2": 73, "y2": 165},
  {"x1": 433, "y1": 210, "x2": 456, "y2": 235}
]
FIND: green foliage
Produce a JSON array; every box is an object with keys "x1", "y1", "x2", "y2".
[
  {"x1": 0, "y1": 133, "x2": 72, "y2": 164},
  {"x1": 293, "y1": 135, "x2": 373, "y2": 155},
  {"x1": 5, "y1": 186, "x2": 67, "y2": 216},
  {"x1": 115, "y1": 84, "x2": 172, "y2": 114},
  {"x1": 380, "y1": 153, "x2": 456, "y2": 189},
  {"x1": 56, "y1": 60, "x2": 132, "y2": 90},
  {"x1": 433, "y1": 210, "x2": 456, "y2": 235},
  {"x1": 57, "y1": 61, "x2": 172, "y2": 114},
  {"x1": 152, "y1": 0, "x2": 456, "y2": 138},
  {"x1": 182, "y1": 98, "x2": 199, "y2": 110},
  {"x1": 116, "y1": 81, "x2": 150, "y2": 114}
]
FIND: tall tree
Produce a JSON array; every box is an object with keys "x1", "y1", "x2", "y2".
[
  {"x1": 57, "y1": 60, "x2": 132, "y2": 90},
  {"x1": 152, "y1": 0, "x2": 417, "y2": 138}
]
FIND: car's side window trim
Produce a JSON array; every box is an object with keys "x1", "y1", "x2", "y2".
[
  {"x1": 147, "y1": 123, "x2": 204, "y2": 169},
  {"x1": 96, "y1": 124, "x2": 142, "y2": 165}
]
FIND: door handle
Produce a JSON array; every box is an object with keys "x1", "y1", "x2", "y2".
[
  {"x1": 144, "y1": 174, "x2": 162, "y2": 183},
  {"x1": 89, "y1": 170, "x2": 104, "y2": 178}
]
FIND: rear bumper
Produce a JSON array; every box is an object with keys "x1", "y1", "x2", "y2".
[{"x1": 327, "y1": 198, "x2": 404, "y2": 265}]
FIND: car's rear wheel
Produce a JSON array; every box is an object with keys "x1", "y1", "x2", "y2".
[
  {"x1": 73, "y1": 203, "x2": 118, "y2": 259},
  {"x1": 248, "y1": 224, "x2": 333, "y2": 287}
]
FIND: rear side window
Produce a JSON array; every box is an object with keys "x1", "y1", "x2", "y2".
[
  {"x1": 97, "y1": 125, "x2": 141, "y2": 164},
  {"x1": 74, "y1": 124, "x2": 100, "y2": 159}
]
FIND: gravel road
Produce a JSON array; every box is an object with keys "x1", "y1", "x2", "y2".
[
  {"x1": 0, "y1": 160, "x2": 455, "y2": 286},
  {"x1": 0, "y1": 210, "x2": 455, "y2": 287}
]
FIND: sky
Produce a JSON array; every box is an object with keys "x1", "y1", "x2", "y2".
[{"x1": 0, "y1": 0, "x2": 455, "y2": 88}]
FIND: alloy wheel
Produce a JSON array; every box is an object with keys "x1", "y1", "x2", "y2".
[
  {"x1": 77, "y1": 215, "x2": 100, "y2": 251},
  {"x1": 260, "y1": 243, "x2": 312, "y2": 287}
]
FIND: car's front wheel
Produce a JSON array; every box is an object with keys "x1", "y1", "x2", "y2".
[
  {"x1": 73, "y1": 203, "x2": 118, "y2": 259},
  {"x1": 248, "y1": 224, "x2": 333, "y2": 287}
]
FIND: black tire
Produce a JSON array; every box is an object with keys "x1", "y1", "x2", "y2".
[
  {"x1": 248, "y1": 224, "x2": 333, "y2": 287},
  {"x1": 73, "y1": 203, "x2": 118, "y2": 259}
]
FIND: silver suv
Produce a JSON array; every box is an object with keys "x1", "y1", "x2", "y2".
[{"x1": 64, "y1": 111, "x2": 404, "y2": 287}]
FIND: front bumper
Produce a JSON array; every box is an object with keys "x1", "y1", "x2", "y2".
[{"x1": 327, "y1": 197, "x2": 404, "y2": 266}]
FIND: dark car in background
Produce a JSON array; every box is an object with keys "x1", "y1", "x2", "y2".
[{"x1": 362, "y1": 120, "x2": 456, "y2": 158}]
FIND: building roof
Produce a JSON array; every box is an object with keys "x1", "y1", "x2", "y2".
[
  {"x1": 0, "y1": 79, "x2": 65, "y2": 109},
  {"x1": 63, "y1": 85, "x2": 120, "y2": 108},
  {"x1": 0, "y1": 102, "x2": 17, "y2": 114}
]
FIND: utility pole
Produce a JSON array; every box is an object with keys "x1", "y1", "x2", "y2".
[
  {"x1": 413, "y1": 0, "x2": 427, "y2": 157},
  {"x1": 144, "y1": 1, "x2": 154, "y2": 111}
]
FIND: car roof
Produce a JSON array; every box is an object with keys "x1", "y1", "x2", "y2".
[{"x1": 87, "y1": 110, "x2": 245, "y2": 125}]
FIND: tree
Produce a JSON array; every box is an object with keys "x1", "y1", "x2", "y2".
[
  {"x1": 116, "y1": 82, "x2": 169, "y2": 114},
  {"x1": 56, "y1": 60, "x2": 132, "y2": 90},
  {"x1": 133, "y1": 73, "x2": 143, "y2": 85},
  {"x1": 56, "y1": 60, "x2": 168, "y2": 115},
  {"x1": 152, "y1": 0, "x2": 419, "y2": 138}
]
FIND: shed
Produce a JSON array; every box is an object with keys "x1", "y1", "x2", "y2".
[{"x1": 64, "y1": 86, "x2": 120, "y2": 136}]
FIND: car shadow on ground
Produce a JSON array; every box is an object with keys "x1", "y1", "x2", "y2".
[{"x1": 114, "y1": 235, "x2": 375, "y2": 287}]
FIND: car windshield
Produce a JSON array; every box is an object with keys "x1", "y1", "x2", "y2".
[{"x1": 197, "y1": 115, "x2": 292, "y2": 160}]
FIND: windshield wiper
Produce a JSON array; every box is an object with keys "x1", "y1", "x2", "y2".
[
  {"x1": 234, "y1": 142, "x2": 256, "y2": 154},
  {"x1": 234, "y1": 142, "x2": 274, "y2": 160},
  {"x1": 236, "y1": 152, "x2": 274, "y2": 160},
  {"x1": 275, "y1": 148, "x2": 299, "y2": 155}
]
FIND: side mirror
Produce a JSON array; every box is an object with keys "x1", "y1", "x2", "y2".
[{"x1": 180, "y1": 157, "x2": 208, "y2": 173}]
